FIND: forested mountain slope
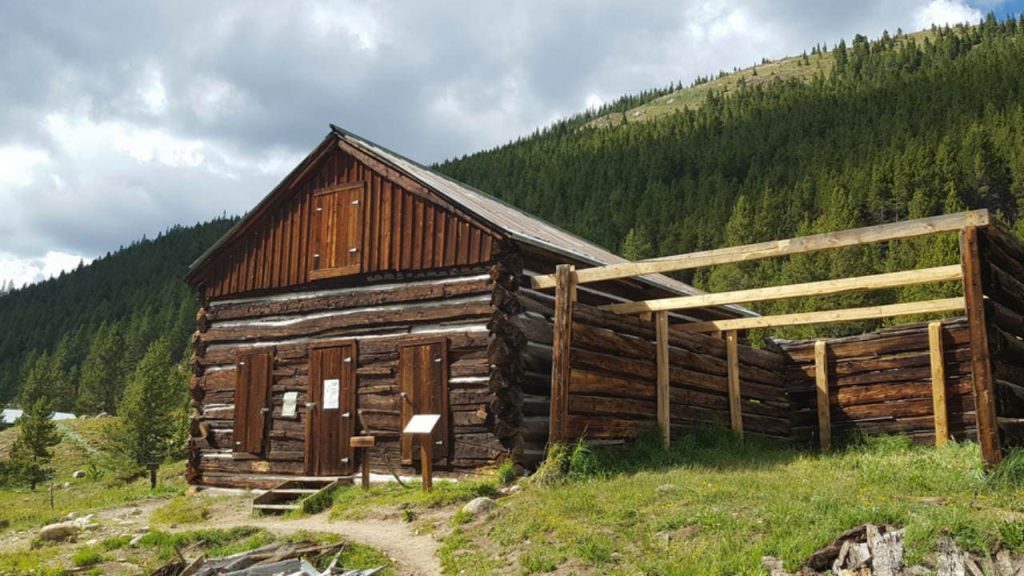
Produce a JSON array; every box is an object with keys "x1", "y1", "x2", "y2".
[
  {"x1": 437, "y1": 15, "x2": 1024, "y2": 337},
  {"x1": 0, "y1": 218, "x2": 236, "y2": 408}
]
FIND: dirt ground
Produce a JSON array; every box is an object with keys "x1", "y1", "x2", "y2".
[{"x1": 0, "y1": 492, "x2": 445, "y2": 576}]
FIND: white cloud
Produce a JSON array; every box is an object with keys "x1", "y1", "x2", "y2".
[
  {"x1": 915, "y1": 0, "x2": 983, "y2": 29},
  {"x1": 585, "y1": 94, "x2": 603, "y2": 110},
  {"x1": 0, "y1": 250, "x2": 91, "y2": 288},
  {"x1": 0, "y1": 145, "x2": 49, "y2": 188}
]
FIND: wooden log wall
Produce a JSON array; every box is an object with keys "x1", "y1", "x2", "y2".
[
  {"x1": 777, "y1": 319, "x2": 977, "y2": 446},
  {"x1": 188, "y1": 271, "x2": 507, "y2": 489},
  {"x1": 979, "y1": 227, "x2": 1024, "y2": 452},
  {"x1": 563, "y1": 301, "x2": 791, "y2": 442}
]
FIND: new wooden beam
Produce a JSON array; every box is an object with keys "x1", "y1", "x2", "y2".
[
  {"x1": 815, "y1": 341, "x2": 831, "y2": 452},
  {"x1": 655, "y1": 311, "x2": 670, "y2": 448},
  {"x1": 600, "y1": 266, "x2": 962, "y2": 315},
  {"x1": 960, "y1": 227, "x2": 1002, "y2": 467},
  {"x1": 532, "y1": 210, "x2": 990, "y2": 289},
  {"x1": 726, "y1": 330, "x2": 743, "y2": 438},
  {"x1": 928, "y1": 321, "x2": 949, "y2": 447},
  {"x1": 549, "y1": 264, "x2": 575, "y2": 444},
  {"x1": 675, "y1": 298, "x2": 966, "y2": 333}
]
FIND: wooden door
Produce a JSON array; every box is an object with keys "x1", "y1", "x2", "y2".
[
  {"x1": 233, "y1": 351, "x2": 273, "y2": 454},
  {"x1": 310, "y1": 183, "x2": 364, "y2": 279},
  {"x1": 399, "y1": 339, "x2": 449, "y2": 466},
  {"x1": 306, "y1": 342, "x2": 357, "y2": 476}
]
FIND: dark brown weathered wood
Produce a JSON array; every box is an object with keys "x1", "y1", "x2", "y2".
[
  {"x1": 549, "y1": 265, "x2": 575, "y2": 444},
  {"x1": 961, "y1": 226, "x2": 1002, "y2": 466}
]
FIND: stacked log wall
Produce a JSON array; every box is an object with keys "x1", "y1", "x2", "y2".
[
  {"x1": 563, "y1": 302, "x2": 791, "y2": 442},
  {"x1": 777, "y1": 319, "x2": 977, "y2": 446},
  {"x1": 188, "y1": 271, "x2": 506, "y2": 489},
  {"x1": 980, "y1": 227, "x2": 1024, "y2": 451}
]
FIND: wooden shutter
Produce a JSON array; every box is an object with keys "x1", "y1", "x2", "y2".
[
  {"x1": 399, "y1": 339, "x2": 449, "y2": 465},
  {"x1": 232, "y1": 351, "x2": 273, "y2": 454},
  {"x1": 310, "y1": 182, "x2": 364, "y2": 279}
]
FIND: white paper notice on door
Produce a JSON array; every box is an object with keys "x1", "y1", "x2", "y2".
[{"x1": 322, "y1": 379, "x2": 340, "y2": 410}]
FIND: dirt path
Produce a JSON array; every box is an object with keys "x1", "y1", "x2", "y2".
[{"x1": 177, "y1": 500, "x2": 442, "y2": 576}]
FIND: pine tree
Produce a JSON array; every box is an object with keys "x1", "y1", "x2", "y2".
[
  {"x1": 76, "y1": 323, "x2": 128, "y2": 415},
  {"x1": 621, "y1": 225, "x2": 655, "y2": 260},
  {"x1": 7, "y1": 398, "x2": 61, "y2": 489},
  {"x1": 105, "y1": 339, "x2": 189, "y2": 470}
]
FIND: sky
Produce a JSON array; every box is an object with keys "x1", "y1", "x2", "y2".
[{"x1": 1, "y1": 0, "x2": 1022, "y2": 288}]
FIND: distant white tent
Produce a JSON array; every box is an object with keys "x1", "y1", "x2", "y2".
[{"x1": 1, "y1": 408, "x2": 76, "y2": 425}]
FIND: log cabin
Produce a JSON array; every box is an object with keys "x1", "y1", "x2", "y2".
[{"x1": 184, "y1": 125, "x2": 750, "y2": 489}]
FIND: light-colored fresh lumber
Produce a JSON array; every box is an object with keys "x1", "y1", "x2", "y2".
[
  {"x1": 600, "y1": 266, "x2": 962, "y2": 315},
  {"x1": 655, "y1": 311, "x2": 670, "y2": 448},
  {"x1": 928, "y1": 321, "x2": 949, "y2": 447},
  {"x1": 726, "y1": 330, "x2": 743, "y2": 438},
  {"x1": 675, "y1": 298, "x2": 966, "y2": 333},
  {"x1": 815, "y1": 341, "x2": 831, "y2": 452},
  {"x1": 532, "y1": 210, "x2": 990, "y2": 289}
]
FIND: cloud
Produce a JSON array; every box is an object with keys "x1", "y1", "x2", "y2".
[
  {"x1": 0, "y1": 0, "x2": 1008, "y2": 287},
  {"x1": 915, "y1": 0, "x2": 983, "y2": 28}
]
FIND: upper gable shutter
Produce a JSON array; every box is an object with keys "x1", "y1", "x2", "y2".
[{"x1": 310, "y1": 183, "x2": 364, "y2": 279}]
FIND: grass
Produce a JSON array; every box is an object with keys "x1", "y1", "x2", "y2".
[
  {"x1": 150, "y1": 494, "x2": 212, "y2": 526},
  {"x1": 584, "y1": 29, "x2": 938, "y2": 130},
  {"x1": 0, "y1": 416, "x2": 189, "y2": 533},
  {"x1": 441, "y1": 428, "x2": 1024, "y2": 575},
  {"x1": 329, "y1": 477, "x2": 499, "y2": 521}
]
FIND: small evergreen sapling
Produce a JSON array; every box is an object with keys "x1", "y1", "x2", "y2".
[{"x1": 8, "y1": 398, "x2": 61, "y2": 489}]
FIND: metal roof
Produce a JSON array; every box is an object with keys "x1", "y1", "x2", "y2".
[{"x1": 329, "y1": 125, "x2": 713, "y2": 298}]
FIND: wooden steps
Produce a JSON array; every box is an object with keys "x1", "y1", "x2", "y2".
[{"x1": 251, "y1": 478, "x2": 351, "y2": 514}]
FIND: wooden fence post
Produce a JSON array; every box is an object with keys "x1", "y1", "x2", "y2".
[
  {"x1": 655, "y1": 311, "x2": 670, "y2": 448},
  {"x1": 815, "y1": 340, "x2": 831, "y2": 451},
  {"x1": 726, "y1": 330, "x2": 743, "y2": 438},
  {"x1": 960, "y1": 227, "x2": 1002, "y2": 467},
  {"x1": 549, "y1": 264, "x2": 575, "y2": 445},
  {"x1": 928, "y1": 321, "x2": 949, "y2": 447}
]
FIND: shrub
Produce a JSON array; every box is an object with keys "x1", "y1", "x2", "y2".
[{"x1": 70, "y1": 546, "x2": 104, "y2": 567}]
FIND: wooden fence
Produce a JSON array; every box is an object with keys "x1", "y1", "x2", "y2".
[
  {"x1": 559, "y1": 303, "x2": 790, "y2": 442},
  {"x1": 537, "y1": 210, "x2": 1024, "y2": 466}
]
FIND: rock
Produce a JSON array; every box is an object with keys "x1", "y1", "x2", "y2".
[
  {"x1": 129, "y1": 533, "x2": 147, "y2": 546},
  {"x1": 905, "y1": 566, "x2": 933, "y2": 576},
  {"x1": 762, "y1": 556, "x2": 792, "y2": 576},
  {"x1": 498, "y1": 484, "x2": 521, "y2": 496},
  {"x1": 72, "y1": 514, "x2": 97, "y2": 530},
  {"x1": 39, "y1": 522, "x2": 79, "y2": 542},
  {"x1": 63, "y1": 512, "x2": 78, "y2": 521},
  {"x1": 461, "y1": 497, "x2": 496, "y2": 516},
  {"x1": 935, "y1": 534, "x2": 968, "y2": 576},
  {"x1": 72, "y1": 470, "x2": 86, "y2": 479},
  {"x1": 129, "y1": 507, "x2": 143, "y2": 516},
  {"x1": 85, "y1": 538, "x2": 98, "y2": 546}
]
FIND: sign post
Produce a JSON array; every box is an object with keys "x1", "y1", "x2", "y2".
[
  {"x1": 349, "y1": 435, "x2": 376, "y2": 489},
  {"x1": 402, "y1": 414, "x2": 441, "y2": 491}
]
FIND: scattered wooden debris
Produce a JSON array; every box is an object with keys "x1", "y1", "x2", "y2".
[
  {"x1": 762, "y1": 524, "x2": 1024, "y2": 576},
  {"x1": 148, "y1": 540, "x2": 385, "y2": 576}
]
